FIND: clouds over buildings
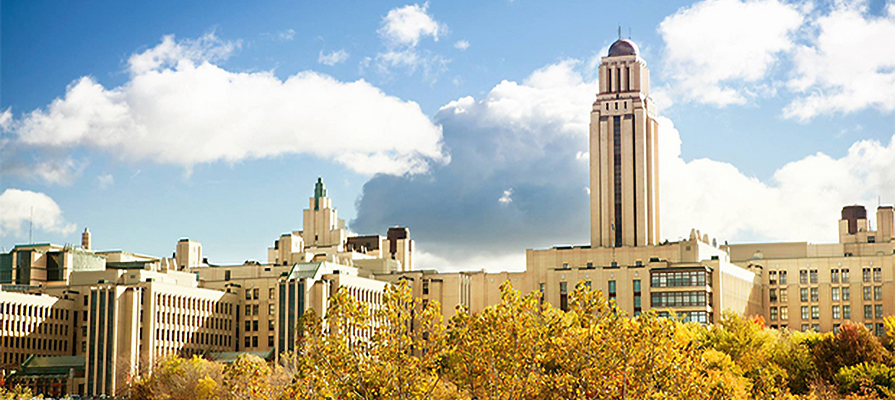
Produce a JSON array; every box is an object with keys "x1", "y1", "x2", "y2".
[
  {"x1": 0, "y1": 189, "x2": 74, "y2": 237},
  {"x1": 658, "y1": 0, "x2": 895, "y2": 120},
  {"x1": 352, "y1": 57, "x2": 895, "y2": 271},
  {"x1": 4, "y1": 34, "x2": 448, "y2": 177}
]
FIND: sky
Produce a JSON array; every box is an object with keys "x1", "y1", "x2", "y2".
[{"x1": 2, "y1": 0, "x2": 895, "y2": 271}]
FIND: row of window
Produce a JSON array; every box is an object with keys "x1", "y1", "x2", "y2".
[
  {"x1": 1, "y1": 320, "x2": 69, "y2": 336},
  {"x1": 244, "y1": 319, "x2": 275, "y2": 332},
  {"x1": 650, "y1": 291, "x2": 707, "y2": 308},
  {"x1": 0, "y1": 302, "x2": 69, "y2": 320},
  {"x1": 1, "y1": 336, "x2": 69, "y2": 352},
  {"x1": 154, "y1": 294, "x2": 233, "y2": 315},
  {"x1": 154, "y1": 328, "x2": 232, "y2": 348},
  {"x1": 770, "y1": 305, "x2": 887, "y2": 321},
  {"x1": 771, "y1": 286, "x2": 884, "y2": 303},
  {"x1": 773, "y1": 267, "x2": 882, "y2": 285},
  {"x1": 651, "y1": 271, "x2": 707, "y2": 288},
  {"x1": 245, "y1": 287, "x2": 275, "y2": 301},
  {"x1": 244, "y1": 335, "x2": 275, "y2": 349},
  {"x1": 656, "y1": 311, "x2": 711, "y2": 324}
]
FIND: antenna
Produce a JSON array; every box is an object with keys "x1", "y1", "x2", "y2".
[{"x1": 618, "y1": 25, "x2": 622, "y2": 39}]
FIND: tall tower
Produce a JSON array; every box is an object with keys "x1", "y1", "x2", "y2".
[
  {"x1": 590, "y1": 37, "x2": 660, "y2": 248},
  {"x1": 81, "y1": 227, "x2": 91, "y2": 250},
  {"x1": 303, "y1": 177, "x2": 348, "y2": 250}
]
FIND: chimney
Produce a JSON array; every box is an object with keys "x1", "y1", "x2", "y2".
[{"x1": 81, "y1": 227, "x2": 91, "y2": 250}]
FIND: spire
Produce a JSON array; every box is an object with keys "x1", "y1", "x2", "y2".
[
  {"x1": 618, "y1": 25, "x2": 622, "y2": 39},
  {"x1": 314, "y1": 177, "x2": 327, "y2": 211}
]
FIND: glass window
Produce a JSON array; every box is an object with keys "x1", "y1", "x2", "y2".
[
  {"x1": 831, "y1": 269, "x2": 839, "y2": 283},
  {"x1": 780, "y1": 289, "x2": 788, "y2": 303},
  {"x1": 812, "y1": 324, "x2": 820, "y2": 332},
  {"x1": 268, "y1": 319, "x2": 274, "y2": 330},
  {"x1": 832, "y1": 287, "x2": 840, "y2": 301},
  {"x1": 874, "y1": 286, "x2": 883, "y2": 301},
  {"x1": 252, "y1": 305, "x2": 259, "y2": 316},
  {"x1": 780, "y1": 307, "x2": 788, "y2": 320},
  {"x1": 810, "y1": 270, "x2": 818, "y2": 284},
  {"x1": 864, "y1": 268, "x2": 872, "y2": 283},
  {"x1": 779, "y1": 271, "x2": 788, "y2": 284},
  {"x1": 865, "y1": 305, "x2": 873, "y2": 319},
  {"x1": 833, "y1": 305, "x2": 841, "y2": 319},
  {"x1": 873, "y1": 268, "x2": 882, "y2": 282},
  {"x1": 245, "y1": 290, "x2": 251, "y2": 300},
  {"x1": 875, "y1": 305, "x2": 883, "y2": 318},
  {"x1": 843, "y1": 287, "x2": 850, "y2": 301},
  {"x1": 244, "y1": 321, "x2": 251, "y2": 332},
  {"x1": 810, "y1": 288, "x2": 818, "y2": 302},
  {"x1": 769, "y1": 289, "x2": 777, "y2": 303},
  {"x1": 633, "y1": 280, "x2": 641, "y2": 292},
  {"x1": 269, "y1": 288, "x2": 275, "y2": 300},
  {"x1": 244, "y1": 336, "x2": 250, "y2": 348},
  {"x1": 253, "y1": 320, "x2": 259, "y2": 331},
  {"x1": 843, "y1": 305, "x2": 851, "y2": 319},
  {"x1": 801, "y1": 324, "x2": 809, "y2": 332},
  {"x1": 800, "y1": 288, "x2": 808, "y2": 302},
  {"x1": 252, "y1": 336, "x2": 258, "y2": 347},
  {"x1": 864, "y1": 286, "x2": 872, "y2": 301},
  {"x1": 770, "y1": 307, "x2": 778, "y2": 321},
  {"x1": 811, "y1": 306, "x2": 819, "y2": 319},
  {"x1": 769, "y1": 271, "x2": 777, "y2": 285},
  {"x1": 800, "y1": 270, "x2": 808, "y2": 284},
  {"x1": 801, "y1": 306, "x2": 809, "y2": 320},
  {"x1": 253, "y1": 288, "x2": 259, "y2": 300},
  {"x1": 842, "y1": 269, "x2": 850, "y2": 283},
  {"x1": 245, "y1": 306, "x2": 250, "y2": 316}
]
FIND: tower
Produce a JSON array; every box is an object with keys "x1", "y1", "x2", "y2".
[
  {"x1": 303, "y1": 177, "x2": 348, "y2": 250},
  {"x1": 590, "y1": 37, "x2": 660, "y2": 248},
  {"x1": 81, "y1": 227, "x2": 91, "y2": 250}
]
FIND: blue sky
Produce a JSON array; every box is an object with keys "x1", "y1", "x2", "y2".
[{"x1": 2, "y1": 0, "x2": 895, "y2": 270}]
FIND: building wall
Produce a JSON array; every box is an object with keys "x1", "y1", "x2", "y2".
[{"x1": 0, "y1": 292, "x2": 74, "y2": 368}]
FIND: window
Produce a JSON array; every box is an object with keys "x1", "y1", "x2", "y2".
[
  {"x1": 864, "y1": 286, "x2": 872, "y2": 301},
  {"x1": 810, "y1": 270, "x2": 818, "y2": 284},
  {"x1": 865, "y1": 305, "x2": 873, "y2": 319},
  {"x1": 608, "y1": 281, "x2": 617, "y2": 301},
  {"x1": 864, "y1": 268, "x2": 872, "y2": 283},
  {"x1": 769, "y1": 271, "x2": 777, "y2": 285},
  {"x1": 874, "y1": 267, "x2": 882, "y2": 282},
  {"x1": 253, "y1": 320, "x2": 259, "y2": 331},
  {"x1": 268, "y1": 336, "x2": 274, "y2": 347},
  {"x1": 780, "y1": 289, "x2": 788, "y2": 303},
  {"x1": 633, "y1": 280, "x2": 642, "y2": 313},
  {"x1": 586, "y1": 262, "x2": 593, "y2": 269},
  {"x1": 770, "y1": 307, "x2": 778, "y2": 321},
  {"x1": 252, "y1": 305, "x2": 259, "y2": 316},
  {"x1": 423, "y1": 280, "x2": 430, "y2": 295},
  {"x1": 801, "y1": 324, "x2": 810, "y2": 332},
  {"x1": 780, "y1": 307, "x2": 788, "y2": 320},
  {"x1": 811, "y1": 306, "x2": 819, "y2": 319},
  {"x1": 252, "y1": 336, "x2": 258, "y2": 347},
  {"x1": 831, "y1": 269, "x2": 839, "y2": 283},
  {"x1": 539, "y1": 283, "x2": 546, "y2": 304},
  {"x1": 843, "y1": 305, "x2": 851, "y2": 319},
  {"x1": 268, "y1": 319, "x2": 274, "y2": 330},
  {"x1": 842, "y1": 269, "x2": 850, "y2": 283},
  {"x1": 269, "y1": 288, "x2": 275, "y2": 300},
  {"x1": 800, "y1": 288, "x2": 808, "y2": 302},
  {"x1": 245, "y1": 321, "x2": 251, "y2": 332},
  {"x1": 843, "y1": 287, "x2": 851, "y2": 301},
  {"x1": 812, "y1": 324, "x2": 820, "y2": 332},
  {"x1": 253, "y1": 288, "x2": 259, "y2": 300},
  {"x1": 875, "y1": 286, "x2": 883, "y2": 301},
  {"x1": 769, "y1": 289, "x2": 777, "y2": 303},
  {"x1": 833, "y1": 306, "x2": 841, "y2": 319},
  {"x1": 559, "y1": 282, "x2": 568, "y2": 312},
  {"x1": 799, "y1": 270, "x2": 808, "y2": 284},
  {"x1": 561, "y1": 263, "x2": 569, "y2": 270},
  {"x1": 245, "y1": 290, "x2": 252, "y2": 300},
  {"x1": 779, "y1": 271, "x2": 788, "y2": 284},
  {"x1": 269, "y1": 304, "x2": 275, "y2": 315},
  {"x1": 875, "y1": 305, "x2": 883, "y2": 318},
  {"x1": 810, "y1": 288, "x2": 818, "y2": 302},
  {"x1": 877, "y1": 323, "x2": 885, "y2": 336},
  {"x1": 244, "y1": 336, "x2": 251, "y2": 348},
  {"x1": 832, "y1": 287, "x2": 840, "y2": 301},
  {"x1": 245, "y1": 306, "x2": 251, "y2": 316},
  {"x1": 801, "y1": 306, "x2": 809, "y2": 320}
]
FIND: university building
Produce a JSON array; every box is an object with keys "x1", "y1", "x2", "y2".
[{"x1": 2, "y1": 36, "x2": 894, "y2": 397}]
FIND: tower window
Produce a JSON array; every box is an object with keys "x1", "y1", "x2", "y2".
[{"x1": 613, "y1": 116, "x2": 622, "y2": 247}]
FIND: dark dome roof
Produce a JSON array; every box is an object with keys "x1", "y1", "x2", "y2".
[{"x1": 608, "y1": 38, "x2": 639, "y2": 57}]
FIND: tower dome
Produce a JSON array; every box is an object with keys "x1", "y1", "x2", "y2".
[{"x1": 608, "y1": 38, "x2": 639, "y2": 57}]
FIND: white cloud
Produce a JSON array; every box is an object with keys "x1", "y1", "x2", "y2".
[
  {"x1": 498, "y1": 188, "x2": 513, "y2": 204},
  {"x1": 277, "y1": 29, "x2": 295, "y2": 41},
  {"x1": 318, "y1": 49, "x2": 349, "y2": 66},
  {"x1": 0, "y1": 189, "x2": 75, "y2": 236},
  {"x1": 784, "y1": 2, "x2": 895, "y2": 121},
  {"x1": 659, "y1": 0, "x2": 803, "y2": 106},
  {"x1": 375, "y1": 3, "x2": 449, "y2": 79},
  {"x1": 7, "y1": 34, "x2": 447, "y2": 176},
  {"x1": 378, "y1": 2, "x2": 443, "y2": 47},
  {"x1": 454, "y1": 40, "x2": 470, "y2": 51},
  {"x1": 97, "y1": 174, "x2": 114, "y2": 189},
  {"x1": 415, "y1": 249, "x2": 526, "y2": 272}
]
